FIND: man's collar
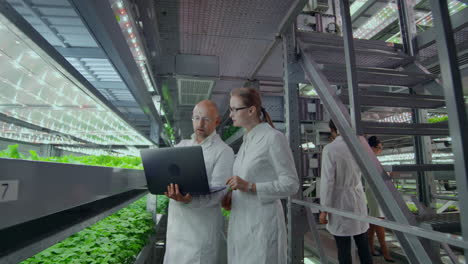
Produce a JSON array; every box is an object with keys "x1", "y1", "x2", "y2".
[{"x1": 190, "y1": 131, "x2": 218, "y2": 146}]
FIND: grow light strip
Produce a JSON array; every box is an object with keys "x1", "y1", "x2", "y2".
[
  {"x1": 57, "y1": 146, "x2": 116, "y2": 156},
  {"x1": 378, "y1": 152, "x2": 454, "y2": 163},
  {"x1": 377, "y1": 112, "x2": 412, "y2": 123},
  {"x1": 0, "y1": 120, "x2": 78, "y2": 145},
  {"x1": 108, "y1": 0, "x2": 156, "y2": 94},
  {"x1": 353, "y1": 2, "x2": 398, "y2": 39}
]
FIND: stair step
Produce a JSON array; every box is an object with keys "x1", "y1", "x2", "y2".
[
  {"x1": 297, "y1": 32, "x2": 413, "y2": 68},
  {"x1": 361, "y1": 121, "x2": 450, "y2": 136},
  {"x1": 383, "y1": 164, "x2": 454, "y2": 172},
  {"x1": 302, "y1": 43, "x2": 414, "y2": 68},
  {"x1": 339, "y1": 91, "x2": 445, "y2": 108},
  {"x1": 298, "y1": 31, "x2": 400, "y2": 52},
  {"x1": 320, "y1": 64, "x2": 437, "y2": 87}
]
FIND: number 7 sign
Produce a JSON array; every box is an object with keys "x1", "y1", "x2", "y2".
[{"x1": 0, "y1": 180, "x2": 19, "y2": 202}]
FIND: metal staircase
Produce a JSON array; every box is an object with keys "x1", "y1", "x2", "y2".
[
  {"x1": 295, "y1": 21, "x2": 457, "y2": 264},
  {"x1": 296, "y1": 29, "x2": 442, "y2": 263}
]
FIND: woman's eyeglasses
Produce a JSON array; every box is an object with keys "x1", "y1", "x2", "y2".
[
  {"x1": 192, "y1": 116, "x2": 213, "y2": 123},
  {"x1": 229, "y1": 106, "x2": 249, "y2": 113}
]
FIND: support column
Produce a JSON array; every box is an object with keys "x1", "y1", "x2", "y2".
[
  {"x1": 339, "y1": 0, "x2": 361, "y2": 135},
  {"x1": 149, "y1": 117, "x2": 161, "y2": 146},
  {"x1": 283, "y1": 25, "x2": 305, "y2": 264},
  {"x1": 430, "y1": 0, "x2": 468, "y2": 259},
  {"x1": 398, "y1": 0, "x2": 435, "y2": 209}
]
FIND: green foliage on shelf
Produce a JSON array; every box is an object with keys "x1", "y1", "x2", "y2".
[
  {"x1": 20, "y1": 197, "x2": 155, "y2": 264},
  {"x1": 164, "y1": 123, "x2": 175, "y2": 143},
  {"x1": 157, "y1": 195, "x2": 169, "y2": 215},
  {"x1": 0, "y1": 145, "x2": 169, "y2": 263},
  {"x1": 162, "y1": 83, "x2": 173, "y2": 113},
  {"x1": 0, "y1": 144, "x2": 23, "y2": 159},
  {"x1": 0, "y1": 145, "x2": 143, "y2": 169},
  {"x1": 428, "y1": 116, "x2": 448, "y2": 123},
  {"x1": 406, "y1": 203, "x2": 419, "y2": 213},
  {"x1": 221, "y1": 125, "x2": 241, "y2": 141}
]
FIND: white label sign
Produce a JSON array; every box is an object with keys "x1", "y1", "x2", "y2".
[{"x1": 0, "y1": 180, "x2": 19, "y2": 202}]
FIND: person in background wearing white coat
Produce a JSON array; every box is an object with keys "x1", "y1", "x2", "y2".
[
  {"x1": 163, "y1": 100, "x2": 234, "y2": 264},
  {"x1": 222, "y1": 87, "x2": 300, "y2": 264},
  {"x1": 319, "y1": 120, "x2": 373, "y2": 264}
]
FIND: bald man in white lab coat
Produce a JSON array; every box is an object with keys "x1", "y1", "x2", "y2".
[{"x1": 163, "y1": 100, "x2": 234, "y2": 264}]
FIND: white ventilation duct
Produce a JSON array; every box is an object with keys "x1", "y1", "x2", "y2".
[{"x1": 177, "y1": 78, "x2": 214, "y2": 105}]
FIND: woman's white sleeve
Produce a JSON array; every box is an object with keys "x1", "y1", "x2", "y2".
[{"x1": 255, "y1": 133, "x2": 300, "y2": 203}]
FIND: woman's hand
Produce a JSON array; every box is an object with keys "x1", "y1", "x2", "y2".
[
  {"x1": 222, "y1": 190, "x2": 232, "y2": 210},
  {"x1": 164, "y1": 183, "x2": 192, "y2": 203},
  {"x1": 319, "y1": 212, "x2": 328, "y2": 224},
  {"x1": 226, "y1": 176, "x2": 249, "y2": 192}
]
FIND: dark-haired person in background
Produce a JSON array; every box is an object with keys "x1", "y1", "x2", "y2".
[
  {"x1": 320, "y1": 120, "x2": 373, "y2": 264},
  {"x1": 366, "y1": 136, "x2": 395, "y2": 262}
]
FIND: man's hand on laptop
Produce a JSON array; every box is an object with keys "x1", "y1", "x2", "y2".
[{"x1": 165, "y1": 183, "x2": 192, "y2": 203}]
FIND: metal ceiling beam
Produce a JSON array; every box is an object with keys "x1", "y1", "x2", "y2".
[
  {"x1": 55, "y1": 47, "x2": 106, "y2": 59},
  {"x1": 157, "y1": 73, "x2": 286, "y2": 83},
  {"x1": 68, "y1": 0, "x2": 164, "y2": 144},
  {"x1": 17, "y1": 0, "x2": 67, "y2": 47},
  {"x1": 111, "y1": 100, "x2": 141, "y2": 108},
  {"x1": 90, "y1": 81, "x2": 127, "y2": 90},
  {"x1": 248, "y1": 0, "x2": 308, "y2": 79}
]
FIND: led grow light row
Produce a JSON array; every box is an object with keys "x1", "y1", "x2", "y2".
[
  {"x1": 354, "y1": 0, "x2": 466, "y2": 41},
  {"x1": 353, "y1": 2, "x2": 398, "y2": 39},
  {"x1": 377, "y1": 112, "x2": 412, "y2": 123},
  {"x1": 385, "y1": 0, "x2": 467, "y2": 43},
  {"x1": 57, "y1": 146, "x2": 117, "y2": 156},
  {"x1": 0, "y1": 13, "x2": 152, "y2": 146},
  {"x1": 0, "y1": 120, "x2": 78, "y2": 145},
  {"x1": 378, "y1": 152, "x2": 454, "y2": 165},
  {"x1": 109, "y1": 0, "x2": 156, "y2": 94},
  {"x1": 350, "y1": 0, "x2": 369, "y2": 17},
  {"x1": 113, "y1": 146, "x2": 141, "y2": 157}
]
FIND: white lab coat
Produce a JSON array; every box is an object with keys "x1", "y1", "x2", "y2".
[
  {"x1": 320, "y1": 136, "x2": 369, "y2": 236},
  {"x1": 227, "y1": 123, "x2": 299, "y2": 264},
  {"x1": 163, "y1": 132, "x2": 234, "y2": 264}
]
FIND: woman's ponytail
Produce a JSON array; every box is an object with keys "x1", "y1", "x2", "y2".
[{"x1": 261, "y1": 107, "x2": 275, "y2": 128}]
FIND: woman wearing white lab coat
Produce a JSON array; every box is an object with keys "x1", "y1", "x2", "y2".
[
  {"x1": 319, "y1": 120, "x2": 373, "y2": 264},
  {"x1": 224, "y1": 87, "x2": 300, "y2": 264}
]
